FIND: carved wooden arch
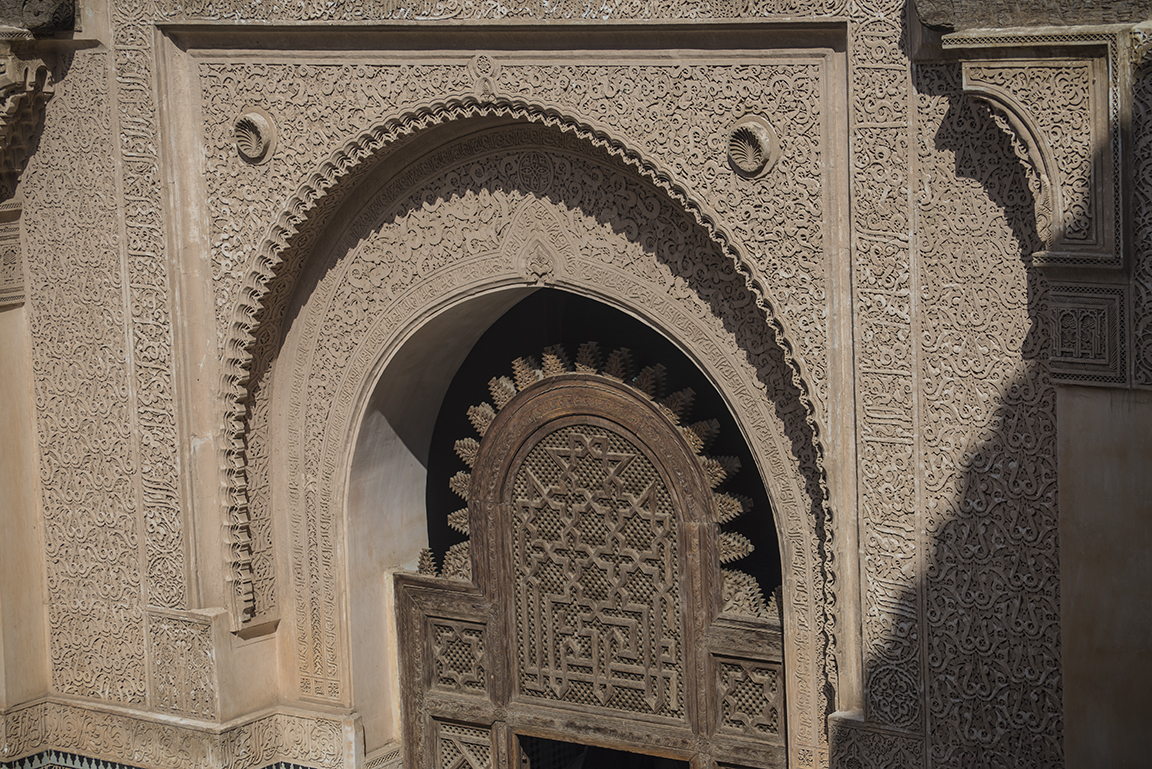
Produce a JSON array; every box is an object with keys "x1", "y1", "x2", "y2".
[
  {"x1": 238, "y1": 116, "x2": 839, "y2": 765},
  {"x1": 396, "y1": 374, "x2": 787, "y2": 768},
  {"x1": 218, "y1": 98, "x2": 832, "y2": 633}
]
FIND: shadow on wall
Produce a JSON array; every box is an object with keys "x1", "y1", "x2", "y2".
[
  {"x1": 839, "y1": 59, "x2": 1064, "y2": 767},
  {"x1": 1, "y1": 50, "x2": 72, "y2": 202}
]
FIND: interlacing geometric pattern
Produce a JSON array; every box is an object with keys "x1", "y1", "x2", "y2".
[
  {"x1": 431, "y1": 620, "x2": 486, "y2": 695},
  {"x1": 513, "y1": 424, "x2": 681, "y2": 717},
  {"x1": 420, "y1": 342, "x2": 772, "y2": 621},
  {"x1": 437, "y1": 723, "x2": 491, "y2": 769},
  {"x1": 718, "y1": 659, "x2": 783, "y2": 737}
]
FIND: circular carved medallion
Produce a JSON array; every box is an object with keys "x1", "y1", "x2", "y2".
[
  {"x1": 518, "y1": 150, "x2": 554, "y2": 193},
  {"x1": 727, "y1": 115, "x2": 780, "y2": 177},
  {"x1": 234, "y1": 108, "x2": 276, "y2": 164}
]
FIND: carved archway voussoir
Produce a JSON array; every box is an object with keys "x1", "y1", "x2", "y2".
[{"x1": 219, "y1": 99, "x2": 834, "y2": 628}]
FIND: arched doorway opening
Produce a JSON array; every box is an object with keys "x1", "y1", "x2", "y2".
[
  {"x1": 243, "y1": 115, "x2": 836, "y2": 765},
  {"x1": 424, "y1": 290, "x2": 782, "y2": 598},
  {"x1": 396, "y1": 290, "x2": 787, "y2": 768}
]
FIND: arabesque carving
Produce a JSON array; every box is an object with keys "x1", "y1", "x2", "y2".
[
  {"x1": 1048, "y1": 283, "x2": 1126, "y2": 383},
  {"x1": 1, "y1": 0, "x2": 1093, "y2": 757},
  {"x1": 157, "y1": 0, "x2": 847, "y2": 22},
  {"x1": 113, "y1": 0, "x2": 187, "y2": 614},
  {"x1": 915, "y1": 62, "x2": 1062, "y2": 768},
  {"x1": 147, "y1": 610, "x2": 219, "y2": 720},
  {"x1": 202, "y1": 57, "x2": 833, "y2": 661},
  {"x1": 0, "y1": 200, "x2": 22, "y2": 305},
  {"x1": 261, "y1": 122, "x2": 831, "y2": 764},
  {"x1": 24, "y1": 50, "x2": 148, "y2": 705}
]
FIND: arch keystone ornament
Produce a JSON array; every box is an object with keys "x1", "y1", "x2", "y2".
[{"x1": 400, "y1": 344, "x2": 786, "y2": 768}]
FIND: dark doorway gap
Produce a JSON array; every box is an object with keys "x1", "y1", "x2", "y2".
[{"x1": 519, "y1": 734, "x2": 690, "y2": 769}]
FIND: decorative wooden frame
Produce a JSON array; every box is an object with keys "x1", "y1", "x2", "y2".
[{"x1": 397, "y1": 375, "x2": 786, "y2": 769}]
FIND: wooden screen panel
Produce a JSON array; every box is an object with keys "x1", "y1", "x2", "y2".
[{"x1": 398, "y1": 375, "x2": 786, "y2": 768}]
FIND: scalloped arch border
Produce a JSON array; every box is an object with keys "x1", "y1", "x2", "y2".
[{"x1": 217, "y1": 93, "x2": 838, "y2": 702}]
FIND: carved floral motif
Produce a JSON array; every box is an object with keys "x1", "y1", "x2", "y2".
[
  {"x1": 850, "y1": 0, "x2": 920, "y2": 740},
  {"x1": 964, "y1": 62, "x2": 1097, "y2": 248},
  {"x1": 23, "y1": 51, "x2": 147, "y2": 704}
]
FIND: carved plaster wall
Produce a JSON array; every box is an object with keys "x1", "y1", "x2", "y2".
[
  {"x1": 23, "y1": 49, "x2": 147, "y2": 706},
  {"x1": 195, "y1": 50, "x2": 841, "y2": 680},
  {"x1": 257, "y1": 121, "x2": 836, "y2": 765},
  {"x1": 8, "y1": 0, "x2": 1140, "y2": 762}
]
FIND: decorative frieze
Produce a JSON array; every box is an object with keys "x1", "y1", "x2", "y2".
[{"x1": 1, "y1": 701, "x2": 356, "y2": 769}]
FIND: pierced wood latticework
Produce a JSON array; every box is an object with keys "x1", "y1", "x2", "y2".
[{"x1": 396, "y1": 348, "x2": 785, "y2": 769}]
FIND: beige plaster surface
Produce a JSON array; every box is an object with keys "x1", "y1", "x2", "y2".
[
  {"x1": 0, "y1": 305, "x2": 48, "y2": 708},
  {"x1": 1058, "y1": 385, "x2": 1152, "y2": 769}
]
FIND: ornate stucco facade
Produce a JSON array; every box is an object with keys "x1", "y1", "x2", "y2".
[{"x1": 0, "y1": 0, "x2": 1149, "y2": 766}]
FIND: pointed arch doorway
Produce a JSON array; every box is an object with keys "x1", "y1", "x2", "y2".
[{"x1": 396, "y1": 291, "x2": 787, "y2": 769}]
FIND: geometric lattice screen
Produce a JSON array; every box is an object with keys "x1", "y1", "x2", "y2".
[{"x1": 396, "y1": 359, "x2": 786, "y2": 769}]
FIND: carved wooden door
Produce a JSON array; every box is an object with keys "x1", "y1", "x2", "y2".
[{"x1": 396, "y1": 360, "x2": 785, "y2": 769}]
